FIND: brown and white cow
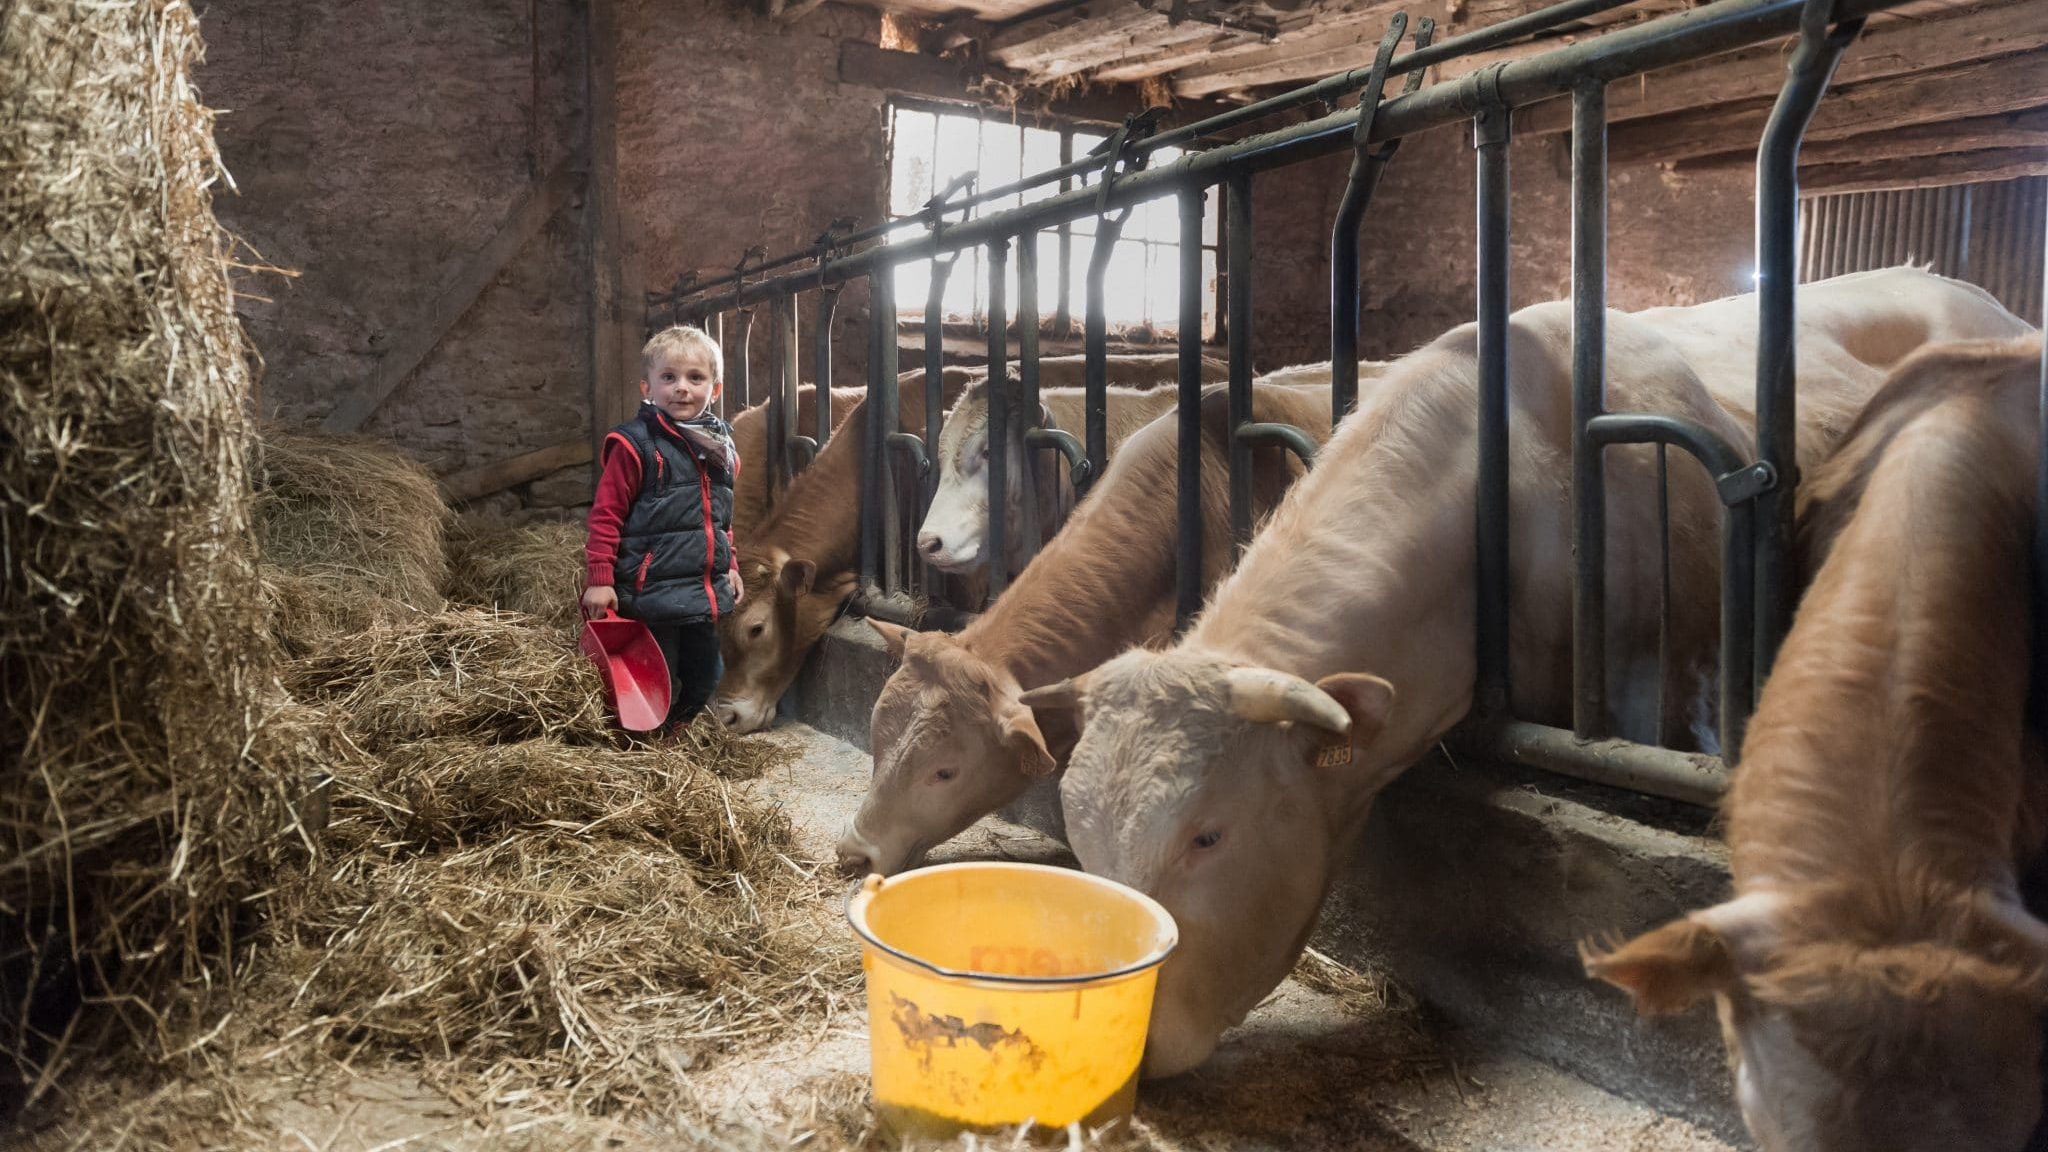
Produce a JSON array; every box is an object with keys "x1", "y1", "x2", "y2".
[
  {"x1": 710, "y1": 368, "x2": 976, "y2": 733},
  {"x1": 1018, "y1": 269, "x2": 2032, "y2": 1078},
  {"x1": 917, "y1": 381, "x2": 1187, "y2": 578},
  {"x1": 728, "y1": 385, "x2": 864, "y2": 541},
  {"x1": 1585, "y1": 336, "x2": 2048, "y2": 1152},
  {"x1": 838, "y1": 381, "x2": 1341, "y2": 877}
]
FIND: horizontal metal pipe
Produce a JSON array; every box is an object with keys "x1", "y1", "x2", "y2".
[
  {"x1": 674, "y1": 0, "x2": 1906, "y2": 321},
  {"x1": 1472, "y1": 720, "x2": 1727, "y2": 807}
]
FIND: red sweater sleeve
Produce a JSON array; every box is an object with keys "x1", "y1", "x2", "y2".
[{"x1": 585, "y1": 432, "x2": 641, "y2": 588}]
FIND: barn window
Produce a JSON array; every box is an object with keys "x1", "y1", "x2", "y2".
[{"x1": 886, "y1": 101, "x2": 1221, "y2": 342}]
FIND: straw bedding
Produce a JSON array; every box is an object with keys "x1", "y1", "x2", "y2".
[{"x1": 445, "y1": 517, "x2": 585, "y2": 629}]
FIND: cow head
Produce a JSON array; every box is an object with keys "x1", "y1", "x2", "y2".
[
  {"x1": 917, "y1": 381, "x2": 1033, "y2": 575},
  {"x1": 710, "y1": 547, "x2": 856, "y2": 733},
  {"x1": 835, "y1": 621, "x2": 1058, "y2": 877},
  {"x1": 1021, "y1": 648, "x2": 1397, "y2": 1078},
  {"x1": 1585, "y1": 890, "x2": 2048, "y2": 1152}
]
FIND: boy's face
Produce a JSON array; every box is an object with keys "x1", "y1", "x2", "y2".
[{"x1": 641, "y1": 348, "x2": 720, "y2": 422}]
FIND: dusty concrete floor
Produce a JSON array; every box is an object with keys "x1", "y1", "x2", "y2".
[{"x1": 713, "y1": 723, "x2": 1742, "y2": 1152}]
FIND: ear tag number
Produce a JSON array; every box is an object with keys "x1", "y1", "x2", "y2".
[{"x1": 1313, "y1": 740, "x2": 1353, "y2": 769}]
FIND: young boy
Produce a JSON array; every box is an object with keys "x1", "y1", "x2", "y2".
[{"x1": 583, "y1": 325, "x2": 744, "y2": 729}]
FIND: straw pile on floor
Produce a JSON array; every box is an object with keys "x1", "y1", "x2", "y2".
[
  {"x1": 445, "y1": 518, "x2": 585, "y2": 630},
  {"x1": 0, "y1": 0, "x2": 328, "y2": 1112}
]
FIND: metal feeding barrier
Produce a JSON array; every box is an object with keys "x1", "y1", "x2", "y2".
[{"x1": 652, "y1": 0, "x2": 1923, "y2": 808}]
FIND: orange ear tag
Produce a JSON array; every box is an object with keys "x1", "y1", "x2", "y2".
[{"x1": 1313, "y1": 740, "x2": 1353, "y2": 769}]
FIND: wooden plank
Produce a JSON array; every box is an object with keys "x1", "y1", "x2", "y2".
[
  {"x1": 1798, "y1": 145, "x2": 2048, "y2": 194},
  {"x1": 1510, "y1": 0, "x2": 2044, "y2": 136},
  {"x1": 1167, "y1": 0, "x2": 1415, "y2": 96},
  {"x1": 838, "y1": 41, "x2": 1235, "y2": 124},
  {"x1": 440, "y1": 438, "x2": 595, "y2": 504},
  {"x1": 586, "y1": 0, "x2": 630, "y2": 475},
  {"x1": 1609, "y1": 49, "x2": 2048, "y2": 167},
  {"x1": 1679, "y1": 103, "x2": 2048, "y2": 172},
  {"x1": 322, "y1": 158, "x2": 578, "y2": 435}
]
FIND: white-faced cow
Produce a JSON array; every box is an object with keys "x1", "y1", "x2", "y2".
[
  {"x1": 1585, "y1": 336, "x2": 2048, "y2": 1152},
  {"x1": 1018, "y1": 269, "x2": 2033, "y2": 1078}
]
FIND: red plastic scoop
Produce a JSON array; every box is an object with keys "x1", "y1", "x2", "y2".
[{"x1": 579, "y1": 611, "x2": 671, "y2": 731}]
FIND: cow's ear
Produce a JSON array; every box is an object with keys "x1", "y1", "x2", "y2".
[
  {"x1": 997, "y1": 703, "x2": 1058, "y2": 779},
  {"x1": 868, "y1": 618, "x2": 913, "y2": 661},
  {"x1": 1019, "y1": 674, "x2": 1089, "y2": 723},
  {"x1": 1316, "y1": 673, "x2": 1394, "y2": 748},
  {"x1": 1581, "y1": 915, "x2": 1739, "y2": 1017},
  {"x1": 777, "y1": 558, "x2": 818, "y2": 598}
]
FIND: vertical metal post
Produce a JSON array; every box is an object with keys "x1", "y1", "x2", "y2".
[
  {"x1": 1055, "y1": 132, "x2": 1075, "y2": 339},
  {"x1": 987, "y1": 239, "x2": 1012, "y2": 599},
  {"x1": 770, "y1": 294, "x2": 797, "y2": 498},
  {"x1": 1226, "y1": 172, "x2": 1255, "y2": 553},
  {"x1": 1571, "y1": 79, "x2": 1608, "y2": 741},
  {"x1": 732, "y1": 308, "x2": 754, "y2": 411},
  {"x1": 1473, "y1": 96, "x2": 1513, "y2": 722},
  {"x1": 1085, "y1": 213, "x2": 1128, "y2": 480},
  {"x1": 875, "y1": 272, "x2": 903, "y2": 595},
  {"x1": 924, "y1": 257, "x2": 955, "y2": 509},
  {"x1": 1177, "y1": 186, "x2": 1208, "y2": 633},
  {"x1": 2033, "y1": 209, "x2": 2048, "y2": 735},
  {"x1": 861, "y1": 285, "x2": 884, "y2": 595},
  {"x1": 1017, "y1": 232, "x2": 1044, "y2": 568},
  {"x1": 1329, "y1": 16, "x2": 1412, "y2": 422},
  {"x1": 814, "y1": 287, "x2": 839, "y2": 450},
  {"x1": 1753, "y1": 1, "x2": 1863, "y2": 693}
]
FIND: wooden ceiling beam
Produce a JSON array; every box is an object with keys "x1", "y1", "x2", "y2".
[
  {"x1": 1676, "y1": 103, "x2": 2048, "y2": 173},
  {"x1": 1167, "y1": 0, "x2": 1409, "y2": 96},
  {"x1": 839, "y1": 40, "x2": 1238, "y2": 124},
  {"x1": 1797, "y1": 145, "x2": 2048, "y2": 195},
  {"x1": 1609, "y1": 48, "x2": 2048, "y2": 167}
]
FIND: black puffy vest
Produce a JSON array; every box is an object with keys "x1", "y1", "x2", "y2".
[{"x1": 610, "y1": 404, "x2": 736, "y2": 625}]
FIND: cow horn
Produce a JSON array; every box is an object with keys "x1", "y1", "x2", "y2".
[{"x1": 1224, "y1": 667, "x2": 1351, "y2": 735}]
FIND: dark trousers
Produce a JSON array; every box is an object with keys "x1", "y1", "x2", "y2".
[{"x1": 648, "y1": 620, "x2": 722, "y2": 729}]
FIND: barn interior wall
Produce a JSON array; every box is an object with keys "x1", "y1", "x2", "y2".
[
  {"x1": 199, "y1": 1, "x2": 596, "y2": 516},
  {"x1": 613, "y1": 0, "x2": 888, "y2": 411},
  {"x1": 1250, "y1": 123, "x2": 1760, "y2": 369}
]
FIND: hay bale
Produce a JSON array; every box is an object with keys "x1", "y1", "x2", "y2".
[
  {"x1": 255, "y1": 427, "x2": 450, "y2": 615},
  {"x1": 444, "y1": 517, "x2": 583, "y2": 629},
  {"x1": 0, "y1": 0, "x2": 323, "y2": 1101}
]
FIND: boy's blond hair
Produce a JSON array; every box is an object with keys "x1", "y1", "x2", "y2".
[{"x1": 642, "y1": 325, "x2": 723, "y2": 380}]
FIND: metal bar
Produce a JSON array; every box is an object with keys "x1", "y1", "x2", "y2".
[
  {"x1": 1753, "y1": 0, "x2": 1864, "y2": 695},
  {"x1": 1330, "y1": 17, "x2": 1411, "y2": 422},
  {"x1": 1055, "y1": 132, "x2": 1074, "y2": 339},
  {"x1": 1084, "y1": 212, "x2": 1127, "y2": 480},
  {"x1": 814, "y1": 287, "x2": 839, "y2": 451},
  {"x1": 732, "y1": 308, "x2": 754, "y2": 411},
  {"x1": 1474, "y1": 721, "x2": 1726, "y2": 808},
  {"x1": 1571, "y1": 78, "x2": 1608, "y2": 741},
  {"x1": 1588, "y1": 412, "x2": 1761, "y2": 761},
  {"x1": 2035, "y1": 197, "x2": 2048, "y2": 736},
  {"x1": 1473, "y1": 96, "x2": 1514, "y2": 723},
  {"x1": 860, "y1": 291, "x2": 884, "y2": 594},
  {"x1": 925, "y1": 257, "x2": 954, "y2": 509},
  {"x1": 987, "y1": 239, "x2": 1012, "y2": 599},
  {"x1": 1226, "y1": 171, "x2": 1256, "y2": 554},
  {"x1": 1017, "y1": 232, "x2": 1044, "y2": 569},
  {"x1": 673, "y1": 0, "x2": 1911, "y2": 322},
  {"x1": 876, "y1": 273, "x2": 903, "y2": 596},
  {"x1": 1236, "y1": 422, "x2": 1318, "y2": 465},
  {"x1": 1025, "y1": 427, "x2": 1088, "y2": 483},
  {"x1": 1177, "y1": 185, "x2": 1207, "y2": 633},
  {"x1": 771, "y1": 294, "x2": 797, "y2": 498}
]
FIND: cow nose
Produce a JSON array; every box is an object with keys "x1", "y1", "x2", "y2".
[
  {"x1": 918, "y1": 531, "x2": 944, "y2": 557},
  {"x1": 835, "y1": 832, "x2": 879, "y2": 878},
  {"x1": 710, "y1": 701, "x2": 739, "y2": 728}
]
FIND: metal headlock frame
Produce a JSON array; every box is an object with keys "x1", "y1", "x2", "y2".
[{"x1": 654, "y1": 0, "x2": 1905, "y2": 808}]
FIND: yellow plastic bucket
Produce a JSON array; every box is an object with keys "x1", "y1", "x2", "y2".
[{"x1": 847, "y1": 861, "x2": 1178, "y2": 1140}]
